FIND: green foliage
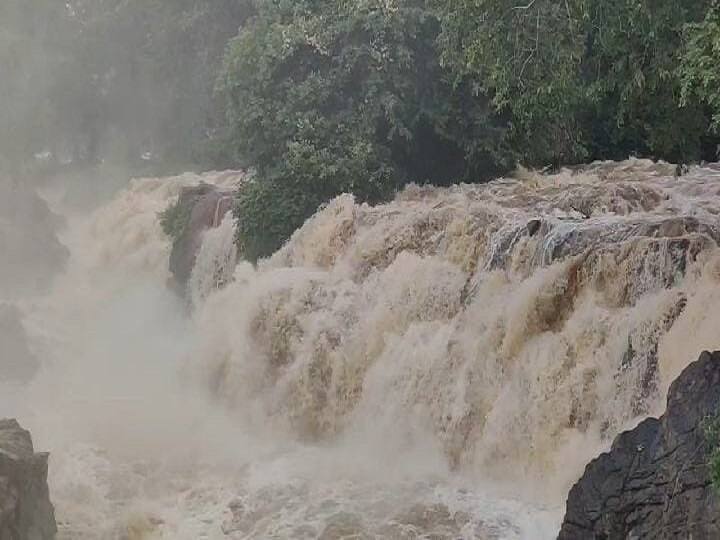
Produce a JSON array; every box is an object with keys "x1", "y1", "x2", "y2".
[
  {"x1": 159, "y1": 199, "x2": 193, "y2": 243},
  {"x1": 680, "y1": 2, "x2": 720, "y2": 135},
  {"x1": 702, "y1": 413, "x2": 720, "y2": 491},
  {"x1": 438, "y1": 0, "x2": 588, "y2": 165},
  {"x1": 234, "y1": 178, "x2": 325, "y2": 263},
  {"x1": 579, "y1": 0, "x2": 711, "y2": 163},
  {"x1": 220, "y1": 0, "x2": 514, "y2": 259},
  {"x1": 219, "y1": 0, "x2": 720, "y2": 260},
  {"x1": 436, "y1": 0, "x2": 717, "y2": 165}
]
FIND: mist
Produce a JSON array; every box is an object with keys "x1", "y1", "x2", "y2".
[
  {"x1": 2, "y1": 1, "x2": 720, "y2": 539},
  {"x1": 1, "y1": 0, "x2": 252, "y2": 178},
  {"x1": 1, "y1": 4, "x2": 252, "y2": 534}
]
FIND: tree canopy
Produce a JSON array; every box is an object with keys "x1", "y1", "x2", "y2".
[
  {"x1": 219, "y1": 0, "x2": 514, "y2": 259},
  {"x1": 437, "y1": 0, "x2": 717, "y2": 165},
  {"x1": 680, "y1": 1, "x2": 720, "y2": 137}
]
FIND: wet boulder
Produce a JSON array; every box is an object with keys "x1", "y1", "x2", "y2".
[
  {"x1": 558, "y1": 351, "x2": 720, "y2": 539},
  {"x1": 165, "y1": 183, "x2": 234, "y2": 292},
  {"x1": 0, "y1": 419, "x2": 56, "y2": 540}
]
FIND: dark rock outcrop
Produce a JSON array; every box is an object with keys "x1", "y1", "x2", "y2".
[
  {"x1": 0, "y1": 419, "x2": 56, "y2": 540},
  {"x1": 559, "y1": 351, "x2": 720, "y2": 539},
  {"x1": 167, "y1": 183, "x2": 234, "y2": 292}
]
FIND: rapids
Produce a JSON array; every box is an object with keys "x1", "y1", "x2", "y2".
[{"x1": 3, "y1": 159, "x2": 720, "y2": 538}]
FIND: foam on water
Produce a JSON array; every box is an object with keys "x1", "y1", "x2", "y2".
[{"x1": 3, "y1": 160, "x2": 720, "y2": 538}]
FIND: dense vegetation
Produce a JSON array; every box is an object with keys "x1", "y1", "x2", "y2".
[
  {"x1": 703, "y1": 413, "x2": 720, "y2": 492},
  {"x1": 2, "y1": 0, "x2": 720, "y2": 259},
  {"x1": 440, "y1": 0, "x2": 715, "y2": 165},
  {"x1": 222, "y1": 0, "x2": 720, "y2": 259},
  {"x1": 219, "y1": 0, "x2": 514, "y2": 259}
]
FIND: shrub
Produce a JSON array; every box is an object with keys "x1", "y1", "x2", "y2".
[
  {"x1": 680, "y1": 2, "x2": 720, "y2": 136},
  {"x1": 218, "y1": 0, "x2": 720, "y2": 262},
  {"x1": 436, "y1": 0, "x2": 717, "y2": 165},
  {"x1": 159, "y1": 199, "x2": 193, "y2": 243},
  {"x1": 703, "y1": 413, "x2": 720, "y2": 491}
]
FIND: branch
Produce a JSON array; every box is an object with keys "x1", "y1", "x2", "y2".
[
  {"x1": 519, "y1": 9, "x2": 541, "y2": 83},
  {"x1": 513, "y1": 0, "x2": 537, "y2": 10}
]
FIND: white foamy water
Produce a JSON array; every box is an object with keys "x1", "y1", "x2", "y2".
[{"x1": 3, "y1": 160, "x2": 720, "y2": 539}]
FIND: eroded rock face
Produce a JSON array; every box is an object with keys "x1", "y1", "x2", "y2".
[
  {"x1": 0, "y1": 419, "x2": 56, "y2": 540},
  {"x1": 168, "y1": 183, "x2": 234, "y2": 292},
  {"x1": 559, "y1": 351, "x2": 720, "y2": 540}
]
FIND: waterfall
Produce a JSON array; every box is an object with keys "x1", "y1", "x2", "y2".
[
  {"x1": 188, "y1": 213, "x2": 238, "y2": 309},
  {"x1": 5, "y1": 159, "x2": 720, "y2": 538}
]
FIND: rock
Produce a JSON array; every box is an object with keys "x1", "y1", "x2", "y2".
[
  {"x1": 526, "y1": 219, "x2": 542, "y2": 237},
  {"x1": 0, "y1": 176, "x2": 68, "y2": 299},
  {"x1": 167, "y1": 183, "x2": 234, "y2": 292},
  {"x1": 558, "y1": 351, "x2": 720, "y2": 540},
  {"x1": 0, "y1": 304, "x2": 39, "y2": 382},
  {"x1": 0, "y1": 419, "x2": 56, "y2": 540}
]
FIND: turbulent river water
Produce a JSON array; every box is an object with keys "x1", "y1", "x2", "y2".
[{"x1": 3, "y1": 159, "x2": 720, "y2": 538}]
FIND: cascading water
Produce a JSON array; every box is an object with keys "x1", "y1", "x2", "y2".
[
  {"x1": 189, "y1": 213, "x2": 238, "y2": 310},
  {"x1": 3, "y1": 159, "x2": 720, "y2": 538}
]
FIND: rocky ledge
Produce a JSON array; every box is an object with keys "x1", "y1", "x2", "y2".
[
  {"x1": 0, "y1": 419, "x2": 56, "y2": 540},
  {"x1": 559, "y1": 351, "x2": 720, "y2": 539},
  {"x1": 168, "y1": 182, "x2": 234, "y2": 292}
]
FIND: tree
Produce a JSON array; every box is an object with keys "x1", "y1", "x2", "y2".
[
  {"x1": 579, "y1": 0, "x2": 712, "y2": 163},
  {"x1": 220, "y1": 0, "x2": 513, "y2": 260},
  {"x1": 438, "y1": 0, "x2": 588, "y2": 166},
  {"x1": 436, "y1": 0, "x2": 717, "y2": 166},
  {"x1": 680, "y1": 1, "x2": 720, "y2": 147}
]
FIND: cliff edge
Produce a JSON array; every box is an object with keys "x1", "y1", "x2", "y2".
[
  {"x1": 559, "y1": 351, "x2": 720, "y2": 539},
  {"x1": 0, "y1": 419, "x2": 56, "y2": 540}
]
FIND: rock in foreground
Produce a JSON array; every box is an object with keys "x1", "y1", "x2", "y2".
[
  {"x1": 0, "y1": 419, "x2": 56, "y2": 540},
  {"x1": 559, "y1": 351, "x2": 720, "y2": 539}
]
